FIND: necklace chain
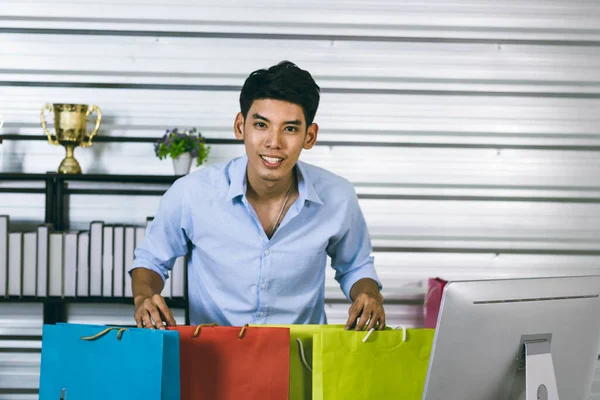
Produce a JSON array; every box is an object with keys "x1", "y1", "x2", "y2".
[{"x1": 268, "y1": 178, "x2": 294, "y2": 238}]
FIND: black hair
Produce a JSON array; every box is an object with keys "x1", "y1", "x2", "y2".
[{"x1": 239, "y1": 60, "x2": 321, "y2": 126}]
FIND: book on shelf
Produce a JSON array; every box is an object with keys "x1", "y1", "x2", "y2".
[
  {"x1": 132, "y1": 226, "x2": 146, "y2": 298},
  {"x1": 8, "y1": 231, "x2": 22, "y2": 296},
  {"x1": 22, "y1": 231, "x2": 37, "y2": 296},
  {"x1": 102, "y1": 225, "x2": 114, "y2": 297},
  {"x1": 0, "y1": 217, "x2": 186, "y2": 304},
  {"x1": 124, "y1": 225, "x2": 136, "y2": 298},
  {"x1": 76, "y1": 231, "x2": 89, "y2": 297},
  {"x1": 89, "y1": 221, "x2": 103, "y2": 297},
  {"x1": 48, "y1": 232, "x2": 64, "y2": 297},
  {"x1": 0, "y1": 215, "x2": 8, "y2": 296},
  {"x1": 63, "y1": 231, "x2": 79, "y2": 297},
  {"x1": 113, "y1": 225, "x2": 125, "y2": 298},
  {"x1": 36, "y1": 224, "x2": 50, "y2": 297}
]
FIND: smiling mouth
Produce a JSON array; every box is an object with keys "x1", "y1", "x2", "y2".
[{"x1": 261, "y1": 155, "x2": 284, "y2": 166}]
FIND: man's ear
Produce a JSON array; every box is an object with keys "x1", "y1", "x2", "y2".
[
  {"x1": 233, "y1": 112, "x2": 245, "y2": 140},
  {"x1": 303, "y1": 123, "x2": 319, "y2": 149}
]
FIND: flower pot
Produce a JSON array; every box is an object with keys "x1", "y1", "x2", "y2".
[{"x1": 172, "y1": 152, "x2": 193, "y2": 175}]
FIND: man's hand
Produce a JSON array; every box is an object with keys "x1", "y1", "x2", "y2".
[
  {"x1": 346, "y1": 278, "x2": 386, "y2": 331},
  {"x1": 134, "y1": 294, "x2": 177, "y2": 330},
  {"x1": 131, "y1": 268, "x2": 176, "y2": 329}
]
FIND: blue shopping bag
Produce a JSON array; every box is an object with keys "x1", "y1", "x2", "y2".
[{"x1": 39, "y1": 323, "x2": 180, "y2": 400}]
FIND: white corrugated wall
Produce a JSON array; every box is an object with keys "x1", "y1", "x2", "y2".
[{"x1": 1, "y1": 1, "x2": 600, "y2": 398}]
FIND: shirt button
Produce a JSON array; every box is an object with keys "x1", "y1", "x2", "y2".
[
  {"x1": 264, "y1": 249, "x2": 270, "y2": 255},
  {"x1": 258, "y1": 312, "x2": 265, "y2": 317},
  {"x1": 261, "y1": 283, "x2": 267, "y2": 290}
]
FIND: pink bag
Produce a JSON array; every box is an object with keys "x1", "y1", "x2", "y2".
[{"x1": 424, "y1": 278, "x2": 448, "y2": 328}]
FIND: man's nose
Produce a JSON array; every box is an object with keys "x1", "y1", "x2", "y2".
[{"x1": 266, "y1": 130, "x2": 282, "y2": 149}]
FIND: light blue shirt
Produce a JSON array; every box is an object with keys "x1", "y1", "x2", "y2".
[{"x1": 131, "y1": 155, "x2": 381, "y2": 325}]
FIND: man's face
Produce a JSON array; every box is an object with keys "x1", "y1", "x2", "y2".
[{"x1": 234, "y1": 99, "x2": 318, "y2": 184}]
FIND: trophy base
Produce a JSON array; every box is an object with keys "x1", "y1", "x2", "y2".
[
  {"x1": 58, "y1": 145, "x2": 82, "y2": 174},
  {"x1": 58, "y1": 158, "x2": 82, "y2": 174}
]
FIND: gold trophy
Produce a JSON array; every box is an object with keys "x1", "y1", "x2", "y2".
[{"x1": 41, "y1": 103, "x2": 102, "y2": 174}]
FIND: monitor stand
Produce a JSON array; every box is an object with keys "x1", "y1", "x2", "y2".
[
  {"x1": 508, "y1": 334, "x2": 560, "y2": 400},
  {"x1": 523, "y1": 338, "x2": 560, "y2": 400}
]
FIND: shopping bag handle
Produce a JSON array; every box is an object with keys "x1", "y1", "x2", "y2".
[
  {"x1": 81, "y1": 327, "x2": 129, "y2": 341},
  {"x1": 296, "y1": 325, "x2": 408, "y2": 372},
  {"x1": 362, "y1": 324, "x2": 406, "y2": 343},
  {"x1": 238, "y1": 324, "x2": 249, "y2": 339},
  {"x1": 193, "y1": 322, "x2": 218, "y2": 338},
  {"x1": 297, "y1": 338, "x2": 313, "y2": 372},
  {"x1": 191, "y1": 323, "x2": 250, "y2": 339}
]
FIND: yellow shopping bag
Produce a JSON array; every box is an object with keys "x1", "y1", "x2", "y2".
[
  {"x1": 312, "y1": 327, "x2": 435, "y2": 399},
  {"x1": 251, "y1": 324, "x2": 345, "y2": 400}
]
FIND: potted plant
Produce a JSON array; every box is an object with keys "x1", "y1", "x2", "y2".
[{"x1": 154, "y1": 128, "x2": 210, "y2": 175}]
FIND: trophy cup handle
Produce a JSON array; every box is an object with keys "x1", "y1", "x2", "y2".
[
  {"x1": 40, "y1": 103, "x2": 58, "y2": 145},
  {"x1": 82, "y1": 105, "x2": 102, "y2": 148}
]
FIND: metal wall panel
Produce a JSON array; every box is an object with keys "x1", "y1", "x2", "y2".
[
  {"x1": 0, "y1": 304, "x2": 42, "y2": 397},
  {"x1": 1, "y1": 0, "x2": 599, "y2": 397},
  {"x1": 4, "y1": 88, "x2": 600, "y2": 145},
  {"x1": 1, "y1": 0, "x2": 599, "y2": 41},
  {"x1": 0, "y1": 304, "x2": 43, "y2": 337},
  {"x1": 2, "y1": 34, "x2": 600, "y2": 94}
]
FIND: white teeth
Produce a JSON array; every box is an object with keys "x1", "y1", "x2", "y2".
[{"x1": 261, "y1": 156, "x2": 283, "y2": 164}]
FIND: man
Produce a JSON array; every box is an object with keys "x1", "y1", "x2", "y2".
[{"x1": 130, "y1": 61, "x2": 385, "y2": 332}]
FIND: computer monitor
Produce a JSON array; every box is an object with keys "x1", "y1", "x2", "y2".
[{"x1": 422, "y1": 275, "x2": 600, "y2": 400}]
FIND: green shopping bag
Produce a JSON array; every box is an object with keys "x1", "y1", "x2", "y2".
[
  {"x1": 251, "y1": 324, "x2": 345, "y2": 400},
  {"x1": 312, "y1": 327, "x2": 435, "y2": 399}
]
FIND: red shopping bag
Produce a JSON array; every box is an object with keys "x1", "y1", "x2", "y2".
[
  {"x1": 424, "y1": 278, "x2": 448, "y2": 328},
  {"x1": 167, "y1": 324, "x2": 290, "y2": 400}
]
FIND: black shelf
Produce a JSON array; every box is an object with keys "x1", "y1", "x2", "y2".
[
  {"x1": 54, "y1": 173, "x2": 181, "y2": 184},
  {"x1": 0, "y1": 172, "x2": 180, "y2": 230},
  {"x1": 0, "y1": 134, "x2": 240, "y2": 146},
  {"x1": 1, "y1": 296, "x2": 187, "y2": 325},
  {"x1": 1, "y1": 296, "x2": 187, "y2": 307},
  {"x1": 0, "y1": 172, "x2": 190, "y2": 325},
  {"x1": 0, "y1": 172, "x2": 181, "y2": 183}
]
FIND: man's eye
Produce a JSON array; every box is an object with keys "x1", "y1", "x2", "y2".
[
  {"x1": 255, "y1": 122, "x2": 266, "y2": 128},
  {"x1": 285, "y1": 126, "x2": 298, "y2": 132}
]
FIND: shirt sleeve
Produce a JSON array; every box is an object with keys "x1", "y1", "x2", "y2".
[
  {"x1": 326, "y1": 184, "x2": 382, "y2": 301},
  {"x1": 128, "y1": 178, "x2": 192, "y2": 283}
]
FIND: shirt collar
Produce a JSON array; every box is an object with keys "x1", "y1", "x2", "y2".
[
  {"x1": 224, "y1": 155, "x2": 248, "y2": 203},
  {"x1": 224, "y1": 155, "x2": 324, "y2": 206},
  {"x1": 295, "y1": 160, "x2": 324, "y2": 205}
]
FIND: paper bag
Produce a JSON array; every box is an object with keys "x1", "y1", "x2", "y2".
[
  {"x1": 168, "y1": 324, "x2": 290, "y2": 399},
  {"x1": 312, "y1": 328, "x2": 435, "y2": 399},
  {"x1": 39, "y1": 323, "x2": 180, "y2": 400},
  {"x1": 424, "y1": 277, "x2": 448, "y2": 328}
]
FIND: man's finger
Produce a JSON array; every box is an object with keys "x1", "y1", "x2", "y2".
[
  {"x1": 345, "y1": 304, "x2": 363, "y2": 330},
  {"x1": 141, "y1": 310, "x2": 155, "y2": 329},
  {"x1": 134, "y1": 311, "x2": 143, "y2": 328},
  {"x1": 165, "y1": 308, "x2": 177, "y2": 326},
  {"x1": 366, "y1": 312, "x2": 379, "y2": 332},
  {"x1": 148, "y1": 305, "x2": 165, "y2": 330},
  {"x1": 154, "y1": 296, "x2": 177, "y2": 326},
  {"x1": 354, "y1": 305, "x2": 373, "y2": 331},
  {"x1": 378, "y1": 310, "x2": 387, "y2": 330}
]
